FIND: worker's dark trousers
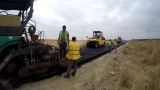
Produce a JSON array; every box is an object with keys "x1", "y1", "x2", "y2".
[
  {"x1": 67, "y1": 60, "x2": 78, "y2": 75},
  {"x1": 60, "y1": 48, "x2": 66, "y2": 59},
  {"x1": 114, "y1": 45, "x2": 117, "y2": 53},
  {"x1": 60, "y1": 42, "x2": 67, "y2": 59},
  {"x1": 109, "y1": 46, "x2": 111, "y2": 53}
]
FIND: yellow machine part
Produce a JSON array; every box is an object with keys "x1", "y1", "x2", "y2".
[
  {"x1": 97, "y1": 37, "x2": 104, "y2": 45},
  {"x1": 0, "y1": 15, "x2": 20, "y2": 27},
  {"x1": 87, "y1": 38, "x2": 97, "y2": 41},
  {"x1": 87, "y1": 37, "x2": 105, "y2": 45}
]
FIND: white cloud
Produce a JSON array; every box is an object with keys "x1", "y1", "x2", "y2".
[{"x1": 1, "y1": 0, "x2": 160, "y2": 40}]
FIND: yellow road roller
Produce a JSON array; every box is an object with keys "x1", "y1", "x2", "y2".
[{"x1": 86, "y1": 31, "x2": 105, "y2": 48}]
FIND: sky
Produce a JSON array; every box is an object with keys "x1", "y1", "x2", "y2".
[{"x1": 1, "y1": 0, "x2": 160, "y2": 40}]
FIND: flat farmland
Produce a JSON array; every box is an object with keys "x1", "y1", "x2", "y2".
[
  {"x1": 44, "y1": 39, "x2": 113, "y2": 47},
  {"x1": 44, "y1": 39, "x2": 87, "y2": 47}
]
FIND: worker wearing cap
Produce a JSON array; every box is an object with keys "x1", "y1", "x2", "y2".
[
  {"x1": 108, "y1": 39, "x2": 112, "y2": 53},
  {"x1": 64, "y1": 37, "x2": 83, "y2": 78},
  {"x1": 114, "y1": 39, "x2": 117, "y2": 53},
  {"x1": 57, "y1": 25, "x2": 69, "y2": 60}
]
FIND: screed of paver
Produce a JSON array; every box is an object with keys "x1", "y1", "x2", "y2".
[{"x1": 18, "y1": 42, "x2": 129, "y2": 90}]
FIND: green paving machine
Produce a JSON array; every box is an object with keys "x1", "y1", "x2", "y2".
[{"x1": 0, "y1": 0, "x2": 62, "y2": 80}]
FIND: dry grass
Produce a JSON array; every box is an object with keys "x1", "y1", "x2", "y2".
[
  {"x1": 120, "y1": 40, "x2": 160, "y2": 90},
  {"x1": 131, "y1": 40, "x2": 160, "y2": 65},
  {"x1": 120, "y1": 64, "x2": 132, "y2": 89}
]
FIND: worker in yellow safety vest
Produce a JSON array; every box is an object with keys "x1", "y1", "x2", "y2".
[
  {"x1": 108, "y1": 39, "x2": 112, "y2": 53},
  {"x1": 64, "y1": 37, "x2": 83, "y2": 78},
  {"x1": 114, "y1": 39, "x2": 117, "y2": 53},
  {"x1": 57, "y1": 25, "x2": 69, "y2": 60}
]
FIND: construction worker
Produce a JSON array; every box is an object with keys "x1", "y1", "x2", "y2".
[
  {"x1": 114, "y1": 39, "x2": 117, "y2": 53},
  {"x1": 108, "y1": 39, "x2": 112, "y2": 53},
  {"x1": 95, "y1": 33, "x2": 99, "y2": 38},
  {"x1": 64, "y1": 37, "x2": 83, "y2": 78},
  {"x1": 57, "y1": 25, "x2": 69, "y2": 60}
]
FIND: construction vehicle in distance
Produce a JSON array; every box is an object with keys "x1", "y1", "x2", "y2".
[
  {"x1": 117, "y1": 36, "x2": 122, "y2": 43},
  {"x1": 86, "y1": 31, "x2": 105, "y2": 48},
  {"x1": 0, "y1": 0, "x2": 63, "y2": 80}
]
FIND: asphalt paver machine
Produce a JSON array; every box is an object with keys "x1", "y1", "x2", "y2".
[{"x1": 0, "y1": 0, "x2": 62, "y2": 79}]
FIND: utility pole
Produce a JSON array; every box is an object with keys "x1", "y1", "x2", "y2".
[{"x1": 148, "y1": 29, "x2": 149, "y2": 39}]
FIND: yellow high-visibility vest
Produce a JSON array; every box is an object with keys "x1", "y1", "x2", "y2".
[
  {"x1": 59, "y1": 30, "x2": 68, "y2": 42},
  {"x1": 66, "y1": 42, "x2": 81, "y2": 60},
  {"x1": 114, "y1": 41, "x2": 117, "y2": 45},
  {"x1": 108, "y1": 41, "x2": 112, "y2": 46}
]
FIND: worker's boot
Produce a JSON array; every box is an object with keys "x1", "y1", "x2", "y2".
[
  {"x1": 64, "y1": 75, "x2": 70, "y2": 79},
  {"x1": 64, "y1": 57, "x2": 68, "y2": 60},
  {"x1": 71, "y1": 73, "x2": 75, "y2": 77}
]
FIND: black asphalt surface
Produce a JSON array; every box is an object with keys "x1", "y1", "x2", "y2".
[
  {"x1": 37, "y1": 40, "x2": 127, "y2": 79},
  {"x1": 77, "y1": 41, "x2": 127, "y2": 65}
]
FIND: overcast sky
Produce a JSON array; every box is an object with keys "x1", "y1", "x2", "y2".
[{"x1": 1, "y1": 0, "x2": 160, "y2": 40}]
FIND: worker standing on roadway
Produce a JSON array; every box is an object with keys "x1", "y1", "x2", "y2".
[
  {"x1": 108, "y1": 39, "x2": 112, "y2": 53},
  {"x1": 114, "y1": 39, "x2": 117, "y2": 53},
  {"x1": 64, "y1": 37, "x2": 83, "y2": 78},
  {"x1": 57, "y1": 25, "x2": 69, "y2": 60}
]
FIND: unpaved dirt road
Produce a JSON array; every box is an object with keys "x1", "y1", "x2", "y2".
[{"x1": 17, "y1": 42, "x2": 129, "y2": 90}]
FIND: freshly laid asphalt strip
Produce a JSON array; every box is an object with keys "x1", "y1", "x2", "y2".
[
  {"x1": 56, "y1": 41, "x2": 127, "y2": 75},
  {"x1": 37, "y1": 41, "x2": 127, "y2": 79},
  {"x1": 78, "y1": 41, "x2": 127, "y2": 65}
]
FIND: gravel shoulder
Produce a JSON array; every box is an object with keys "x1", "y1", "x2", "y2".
[{"x1": 17, "y1": 42, "x2": 129, "y2": 90}]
